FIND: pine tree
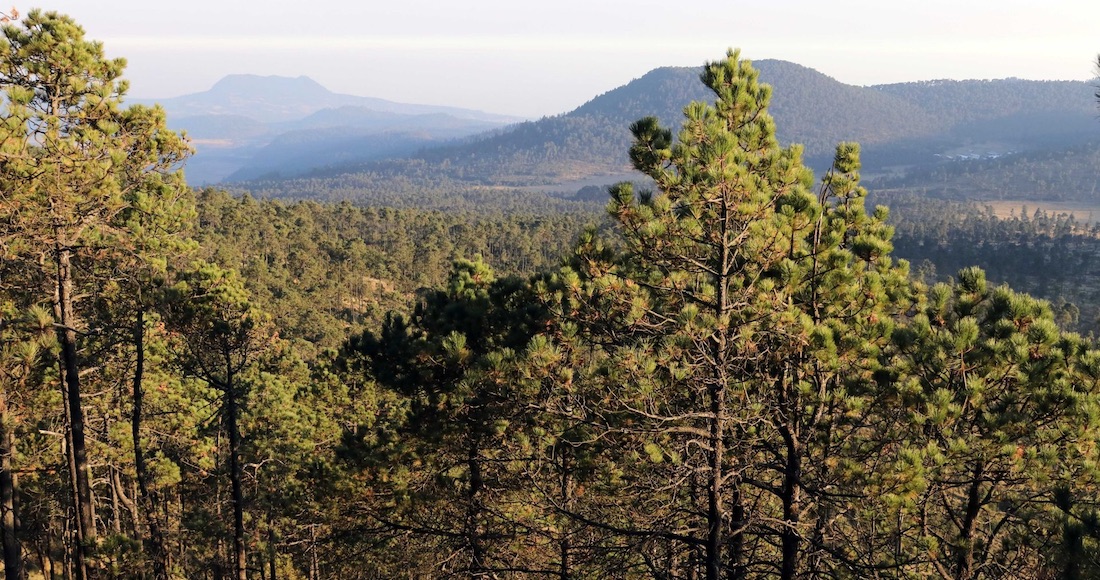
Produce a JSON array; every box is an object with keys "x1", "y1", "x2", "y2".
[
  {"x1": 885, "y1": 268, "x2": 1100, "y2": 579},
  {"x1": 547, "y1": 49, "x2": 912, "y2": 578},
  {"x1": 345, "y1": 257, "x2": 552, "y2": 575},
  {"x1": 0, "y1": 11, "x2": 191, "y2": 577},
  {"x1": 0, "y1": 302, "x2": 54, "y2": 580},
  {"x1": 162, "y1": 262, "x2": 274, "y2": 580}
]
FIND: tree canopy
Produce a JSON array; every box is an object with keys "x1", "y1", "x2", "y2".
[{"x1": 1, "y1": 13, "x2": 1099, "y2": 579}]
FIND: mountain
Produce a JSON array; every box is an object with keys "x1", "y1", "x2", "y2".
[
  {"x1": 226, "y1": 62, "x2": 1100, "y2": 201},
  {"x1": 132, "y1": 75, "x2": 523, "y2": 184},
  {"x1": 147, "y1": 74, "x2": 517, "y2": 124},
  {"x1": 225, "y1": 114, "x2": 504, "y2": 182},
  {"x1": 392, "y1": 61, "x2": 947, "y2": 185},
  {"x1": 566, "y1": 61, "x2": 944, "y2": 158}
]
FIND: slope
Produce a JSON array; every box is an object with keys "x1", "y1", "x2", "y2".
[{"x1": 235, "y1": 61, "x2": 1099, "y2": 198}]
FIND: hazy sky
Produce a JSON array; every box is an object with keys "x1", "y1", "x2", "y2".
[{"x1": 30, "y1": 0, "x2": 1100, "y2": 118}]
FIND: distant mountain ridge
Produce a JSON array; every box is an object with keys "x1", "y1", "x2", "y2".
[
  {"x1": 249, "y1": 60, "x2": 1095, "y2": 195},
  {"x1": 566, "y1": 61, "x2": 943, "y2": 155},
  {"x1": 153, "y1": 62, "x2": 1099, "y2": 200},
  {"x1": 131, "y1": 74, "x2": 524, "y2": 184},
  {"x1": 145, "y1": 74, "x2": 518, "y2": 124}
]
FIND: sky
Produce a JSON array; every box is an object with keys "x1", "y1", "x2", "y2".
[{"x1": 28, "y1": 0, "x2": 1100, "y2": 118}]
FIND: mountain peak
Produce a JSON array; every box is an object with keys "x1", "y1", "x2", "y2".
[{"x1": 208, "y1": 74, "x2": 333, "y2": 98}]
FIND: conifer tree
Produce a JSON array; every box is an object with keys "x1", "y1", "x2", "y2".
[
  {"x1": 0, "y1": 303, "x2": 54, "y2": 580},
  {"x1": 163, "y1": 262, "x2": 274, "y2": 580},
  {"x1": 346, "y1": 257, "x2": 551, "y2": 576},
  {"x1": 547, "y1": 49, "x2": 912, "y2": 578},
  {"x1": 0, "y1": 10, "x2": 191, "y2": 577},
  {"x1": 885, "y1": 268, "x2": 1099, "y2": 579}
]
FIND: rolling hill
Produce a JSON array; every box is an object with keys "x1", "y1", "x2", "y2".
[{"x1": 221, "y1": 61, "x2": 1100, "y2": 201}]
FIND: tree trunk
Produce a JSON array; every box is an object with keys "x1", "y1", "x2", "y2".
[
  {"x1": 705, "y1": 374, "x2": 726, "y2": 580},
  {"x1": 309, "y1": 525, "x2": 318, "y2": 580},
  {"x1": 108, "y1": 465, "x2": 121, "y2": 536},
  {"x1": 215, "y1": 466, "x2": 226, "y2": 580},
  {"x1": 955, "y1": 463, "x2": 985, "y2": 580},
  {"x1": 55, "y1": 246, "x2": 95, "y2": 579},
  {"x1": 0, "y1": 396, "x2": 23, "y2": 580},
  {"x1": 704, "y1": 200, "x2": 732, "y2": 580},
  {"x1": 36, "y1": 542, "x2": 52, "y2": 580},
  {"x1": 63, "y1": 512, "x2": 74, "y2": 580},
  {"x1": 109, "y1": 468, "x2": 139, "y2": 536},
  {"x1": 226, "y1": 381, "x2": 247, "y2": 580},
  {"x1": 267, "y1": 522, "x2": 276, "y2": 580},
  {"x1": 558, "y1": 446, "x2": 572, "y2": 580},
  {"x1": 465, "y1": 438, "x2": 485, "y2": 575},
  {"x1": 779, "y1": 423, "x2": 802, "y2": 580},
  {"x1": 728, "y1": 481, "x2": 745, "y2": 578},
  {"x1": 131, "y1": 308, "x2": 170, "y2": 579}
]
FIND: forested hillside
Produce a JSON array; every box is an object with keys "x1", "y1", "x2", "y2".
[
  {"x1": 234, "y1": 60, "x2": 1098, "y2": 200},
  {"x1": 402, "y1": 61, "x2": 939, "y2": 182},
  {"x1": 872, "y1": 141, "x2": 1100, "y2": 201},
  {"x1": 6, "y1": 11, "x2": 1100, "y2": 580},
  {"x1": 189, "y1": 189, "x2": 601, "y2": 353},
  {"x1": 884, "y1": 195, "x2": 1100, "y2": 325}
]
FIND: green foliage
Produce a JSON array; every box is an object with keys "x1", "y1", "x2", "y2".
[
  {"x1": 882, "y1": 272, "x2": 1100, "y2": 578},
  {"x1": 337, "y1": 258, "x2": 555, "y2": 575},
  {"x1": 886, "y1": 196, "x2": 1100, "y2": 334},
  {"x1": 190, "y1": 189, "x2": 597, "y2": 353},
  {"x1": 0, "y1": 10, "x2": 134, "y2": 249},
  {"x1": 0, "y1": 10, "x2": 194, "y2": 575},
  {"x1": 4, "y1": 16, "x2": 1100, "y2": 577},
  {"x1": 537, "y1": 49, "x2": 917, "y2": 578}
]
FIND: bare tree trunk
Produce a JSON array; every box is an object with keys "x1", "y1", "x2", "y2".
[
  {"x1": 465, "y1": 438, "x2": 485, "y2": 575},
  {"x1": 36, "y1": 541, "x2": 52, "y2": 580},
  {"x1": 266, "y1": 520, "x2": 276, "y2": 580},
  {"x1": 55, "y1": 246, "x2": 95, "y2": 579},
  {"x1": 215, "y1": 459, "x2": 226, "y2": 580},
  {"x1": 131, "y1": 308, "x2": 169, "y2": 579},
  {"x1": 108, "y1": 465, "x2": 121, "y2": 536},
  {"x1": 226, "y1": 380, "x2": 247, "y2": 580},
  {"x1": 109, "y1": 468, "x2": 140, "y2": 536},
  {"x1": 558, "y1": 446, "x2": 572, "y2": 580},
  {"x1": 63, "y1": 513, "x2": 74, "y2": 580},
  {"x1": 61, "y1": 363, "x2": 81, "y2": 580},
  {"x1": 955, "y1": 463, "x2": 985, "y2": 580},
  {"x1": 705, "y1": 203, "x2": 733, "y2": 580},
  {"x1": 705, "y1": 373, "x2": 726, "y2": 580},
  {"x1": 0, "y1": 396, "x2": 24, "y2": 580},
  {"x1": 779, "y1": 424, "x2": 802, "y2": 580},
  {"x1": 309, "y1": 525, "x2": 318, "y2": 580}
]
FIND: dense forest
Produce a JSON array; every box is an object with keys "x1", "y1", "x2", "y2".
[
  {"x1": 871, "y1": 142, "x2": 1100, "y2": 201},
  {"x1": 6, "y1": 11, "x2": 1100, "y2": 580},
  {"x1": 885, "y1": 196, "x2": 1100, "y2": 327}
]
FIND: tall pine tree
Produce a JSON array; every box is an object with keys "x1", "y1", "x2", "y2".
[
  {"x1": 0, "y1": 10, "x2": 191, "y2": 576},
  {"x1": 546, "y1": 49, "x2": 912, "y2": 578}
]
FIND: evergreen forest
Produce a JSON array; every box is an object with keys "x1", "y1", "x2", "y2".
[{"x1": 5, "y1": 10, "x2": 1100, "y2": 580}]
